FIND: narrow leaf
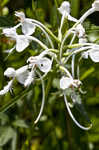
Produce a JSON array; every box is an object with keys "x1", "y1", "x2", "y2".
[{"x1": 0, "y1": 88, "x2": 30, "y2": 113}]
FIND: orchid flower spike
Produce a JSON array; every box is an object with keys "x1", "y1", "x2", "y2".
[
  {"x1": 60, "y1": 76, "x2": 81, "y2": 90},
  {"x1": 58, "y1": 1, "x2": 78, "y2": 22},
  {"x1": 0, "y1": 65, "x2": 35, "y2": 95},
  {"x1": 15, "y1": 11, "x2": 36, "y2": 36},
  {"x1": 92, "y1": 0, "x2": 99, "y2": 11},
  {"x1": 27, "y1": 52, "x2": 52, "y2": 73},
  {"x1": 3, "y1": 27, "x2": 30, "y2": 52}
]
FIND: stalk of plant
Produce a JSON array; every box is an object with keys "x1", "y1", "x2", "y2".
[{"x1": 0, "y1": 0, "x2": 99, "y2": 130}]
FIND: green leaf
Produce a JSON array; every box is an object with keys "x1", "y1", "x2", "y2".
[
  {"x1": 0, "y1": 112, "x2": 9, "y2": 123},
  {"x1": 0, "y1": 88, "x2": 30, "y2": 113},
  {"x1": 50, "y1": 5, "x2": 58, "y2": 28},
  {"x1": 0, "y1": 147, "x2": 3, "y2": 150},
  {"x1": 80, "y1": 67, "x2": 95, "y2": 80},
  {"x1": 1, "y1": 0, "x2": 9, "y2": 7},
  {"x1": 71, "y1": 0, "x2": 80, "y2": 18},
  {"x1": 13, "y1": 119, "x2": 28, "y2": 128},
  {"x1": 0, "y1": 127, "x2": 14, "y2": 146},
  {"x1": 0, "y1": 16, "x2": 15, "y2": 27}
]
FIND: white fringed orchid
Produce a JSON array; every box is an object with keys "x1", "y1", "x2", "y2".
[
  {"x1": 58, "y1": 1, "x2": 78, "y2": 22},
  {"x1": 92, "y1": 0, "x2": 99, "y2": 11},
  {"x1": 73, "y1": 24, "x2": 85, "y2": 38},
  {"x1": 3, "y1": 27, "x2": 48, "y2": 53},
  {"x1": 60, "y1": 76, "x2": 81, "y2": 90},
  {"x1": 1, "y1": 0, "x2": 99, "y2": 130},
  {"x1": 3, "y1": 28, "x2": 30, "y2": 52},
  {"x1": 27, "y1": 53, "x2": 52, "y2": 73},
  {"x1": 89, "y1": 49, "x2": 99, "y2": 62},
  {"x1": 15, "y1": 11, "x2": 36, "y2": 35},
  {"x1": 0, "y1": 65, "x2": 31, "y2": 95},
  {"x1": 0, "y1": 50, "x2": 52, "y2": 96},
  {"x1": 82, "y1": 45, "x2": 99, "y2": 62}
]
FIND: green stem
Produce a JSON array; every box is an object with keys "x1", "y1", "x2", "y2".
[
  {"x1": 54, "y1": 0, "x2": 58, "y2": 8},
  {"x1": 31, "y1": 19, "x2": 60, "y2": 43},
  {"x1": 45, "y1": 75, "x2": 53, "y2": 98},
  {"x1": 27, "y1": 36, "x2": 48, "y2": 50},
  {"x1": 66, "y1": 108, "x2": 74, "y2": 150}
]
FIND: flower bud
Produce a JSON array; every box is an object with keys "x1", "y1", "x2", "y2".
[
  {"x1": 92, "y1": 0, "x2": 99, "y2": 11},
  {"x1": 58, "y1": 1, "x2": 70, "y2": 15}
]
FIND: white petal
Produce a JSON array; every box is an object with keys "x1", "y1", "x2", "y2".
[
  {"x1": 76, "y1": 24, "x2": 85, "y2": 37},
  {"x1": 3, "y1": 28, "x2": 16, "y2": 38},
  {"x1": 68, "y1": 14, "x2": 78, "y2": 22},
  {"x1": 24, "y1": 71, "x2": 34, "y2": 87},
  {"x1": 16, "y1": 65, "x2": 29, "y2": 84},
  {"x1": 82, "y1": 51, "x2": 89, "y2": 59},
  {"x1": 16, "y1": 65, "x2": 28, "y2": 74},
  {"x1": 0, "y1": 80, "x2": 13, "y2": 95},
  {"x1": 72, "y1": 79, "x2": 81, "y2": 88},
  {"x1": 16, "y1": 35, "x2": 29, "y2": 52},
  {"x1": 89, "y1": 49, "x2": 99, "y2": 62},
  {"x1": 22, "y1": 20, "x2": 36, "y2": 35},
  {"x1": 60, "y1": 76, "x2": 73, "y2": 90},
  {"x1": 15, "y1": 11, "x2": 25, "y2": 21},
  {"x1": 37, "y1": 57, "x2": 52, "y2": 73},
  {"x1": 4, "y1": 67, "x2": 16, "y2": 78},
  {"x1": 79, "y1": 38, "x2": 87, "y2": 44},
  {"x1": 58, "y1": 1, "x2": 70, "y2": 15}
]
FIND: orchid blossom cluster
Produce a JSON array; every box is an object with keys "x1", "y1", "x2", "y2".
[{"x1": 0, "y1": 0, "x2": 99, "y2": 130}]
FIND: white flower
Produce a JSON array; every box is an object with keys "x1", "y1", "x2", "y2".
[
  {"x1": 15, "y1": 11, "x2": 36, "y2": 35},
  {"x1": 79, "y1": 38, "x2": 87, "y2": 44},
  {"x1": 3, "y1": 28, "x2": 30, "y2": 52},
  {"x1": 74, "y1": 24, "x2": 85, "y2": 38},
  {"x1": 60, "y1": 76, "x2": 73, "y2": 89},
  {"x1": 58, "y1": 1, "x2": 70, "y2": 15},
  {"x1": 27, "y1": 52, "x2": 52, "y2": 73},
  {"x1": 3, "y1": 28, "x2": 17, "y2": 38},
  {"x1": 24, "y1": 71, "x2": 35, "y2": 87},
  {"x1": 92, "y1": 0, "x2": 99, "y2": 11},
  {"x1": 89, "y1": 49, "x2": 99, "y2": 62},
  {"x1": 58, "y1": 1, "x2": 78, "y2": 22},
  {"x1": 82, "y1": 45, "x2": 99, "y2": 62},
  {"x1": 37, "y1": 57, "x2": 52, "y2": 73},
  {"x1": 60, "y1": 76, "x2": 81, "y2": 90},
  {"x1": 4, "y1": 65, "x2": 30, "y2": 85},
  {"x1": 0, "y1": 80, "x2": 13, "y2": 95},
  {"x1": 0, "y1": 65, "x2": 32, "y2": 95},
  {"x1": 15, "y1": 65, "x2": 29, "y2": 84},
  {"x1": 82, "y1": 51, "x2": 89, "y2": 59},
  {"x1": 4, "y1": 67, "x2": 16, "y2": 78},
  {"x1": 15, "y1": 35, "x2": 30, "y2": 52}
]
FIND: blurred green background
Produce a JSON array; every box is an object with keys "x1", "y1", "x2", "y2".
[{"x1": 0, "y1": 0, "x2": 99, "y2": 150}]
